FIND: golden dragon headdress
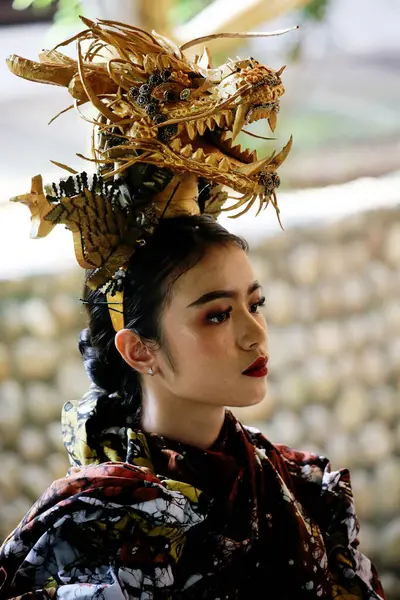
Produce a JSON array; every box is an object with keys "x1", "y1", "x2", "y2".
[{"x1": 7, "y1": 16, "x2": 295, "y2": 332}]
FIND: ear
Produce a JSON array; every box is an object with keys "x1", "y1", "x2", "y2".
[{"x1": 115, "y1": 329, "x2": 155, "y2": 374}]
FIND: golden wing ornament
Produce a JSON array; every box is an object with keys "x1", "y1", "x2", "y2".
[{"x1": 12, "y1": 172, "x2": 157, "y2": 291}]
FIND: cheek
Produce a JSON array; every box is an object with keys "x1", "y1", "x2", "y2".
[
  {"x1": 178, "y1": 324, "x2": 230, "y2": 360},
  {"x1": 197, "y1": 333, "x2": 224, "y2": 356}
]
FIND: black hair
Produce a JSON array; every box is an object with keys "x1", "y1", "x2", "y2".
[{"x1": 78, "y1": 214, "x2": 248, "y2": 447}]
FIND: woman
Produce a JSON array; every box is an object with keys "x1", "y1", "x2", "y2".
[
  {"x1": 0, "y1": 215, "x2": 386, "y2": 599},
  {"x1": 1, "y1": 17, "x2": 385, "y2": 600}
]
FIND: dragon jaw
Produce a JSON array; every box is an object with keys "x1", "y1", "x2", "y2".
[{"x1": 99, "y1": 58, "x2": 292, "y2": 221}]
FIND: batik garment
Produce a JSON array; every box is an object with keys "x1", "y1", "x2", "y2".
[{"x1": 0, "y1": 385, "x2": 385, "y2": 599}]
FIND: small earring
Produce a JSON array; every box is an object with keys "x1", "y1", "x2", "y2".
[{"x1": 148, "y1": 367, "x2": 154, "y2": 376}]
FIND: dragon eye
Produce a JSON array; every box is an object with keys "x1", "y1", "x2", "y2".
[
  {"x1": 160, "y1": 69, "x2": 171, "y2": 81},
  {"x1": 148, "y1": 73, "x2": 162, "y2": 86},
  {"x1": 180, "y1": 88, "x2": 191, "y2": 100},
  {"x1": 145, "y1": 103, "x2": 158, "y2": 115},
  {"x1": 136, "y1": 95, "x2": 147, "y2": 107},
  {"x1": 128, "y1": 86, "x2": 139, "y2": 100},
  {"x1": 163, "y1": 90, "x2": 176, "y2": 102},
  {"x1": 153, "y1": 113, "x2": 167, "y2": 125},
  {"x1": 139, "y1": 83, "x2": 152, "y2": 96},
  {"x1": 158, "y1": 124, "x2": 178, "y2": 142}
]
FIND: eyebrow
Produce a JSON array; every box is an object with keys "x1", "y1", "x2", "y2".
[{"x1": 187, "y1": 281, "x2": 262, "y2": 308}]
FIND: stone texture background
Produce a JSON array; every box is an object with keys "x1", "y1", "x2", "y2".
[{"x1": 0, "y1": 207, "x2": 399, "y2": 595}]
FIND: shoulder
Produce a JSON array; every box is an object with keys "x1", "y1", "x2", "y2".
[
  {"x1": 242, "y1": 423, "x2": 354, "y2": 525},
  {"x1": 242, "y1": 425, "x2": 386, "y2": 598},
  {"x1": 243, "y1": 421, "x2": 352, "y2": 495},
  {"x1": 243, "y1": 423, "x2": 330, "y2": 479},
  {"x1": 57, "y1": 461, "x2": 208, "y2": 515},
  {"x1": 1, "y1": 461, "x2": 208, "y2": 576},
  {"x1": 4, "y1": 461, "x2": 209, "y2": 554},
  {"x1": 0, "y1": 462, "x2": 209, "y2": 599}
]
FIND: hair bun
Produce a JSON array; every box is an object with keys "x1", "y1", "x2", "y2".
[
  {"x1": 78, "y1": 328, "x2": 134, "y2": 448},
  {"x1": 78, "y1": 327, "x2": 92, "y2": 357},
  {"x1": 78, "y1": 327, "x2": 113, "y2": 391}
]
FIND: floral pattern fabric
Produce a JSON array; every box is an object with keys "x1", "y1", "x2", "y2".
[{"x1": 0, "y1": 385, "x2": 385, "y2": 599}]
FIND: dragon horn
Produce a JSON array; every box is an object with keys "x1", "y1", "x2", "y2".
[
  {"x1": 232, "y1": 103, "x2": 247, "y2": 142},
  {"x1": 275, "y1": 65, "x2": 286, "y2": 77},
  {"x1": 235, "y1": 151, "x2": 276, "y2": 176},
  {"x1": 180, "y1": 27, "x2": 299, "y2": 52},
  {"x1": 268, "y1": 136, "x2": 293, "y2": 169},
  {"x1": 6, "y1": 54, "x2": 75, "y2": 87}
]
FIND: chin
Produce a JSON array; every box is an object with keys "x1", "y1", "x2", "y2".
[{"x1": 228, "y1": 380, "x2": 268, "y2": 407}]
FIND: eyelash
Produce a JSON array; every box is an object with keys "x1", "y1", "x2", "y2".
[{"x1": 207, "y1": 296, "x2": 266, "y2": 324}]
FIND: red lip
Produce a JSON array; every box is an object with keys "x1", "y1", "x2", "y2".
[{"x1": 243, "y1": 356, "x2": 268, "y2": 374}]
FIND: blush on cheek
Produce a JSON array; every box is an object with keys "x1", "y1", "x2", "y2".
[
  {"x1": 185, "y1": 322, "x2": 218, "y2": 349},
  {"x1": 199, "y1": 337, "x2": 221, "y2": 354},
  {"x1": 183, "y1": 320, "x2": 231, "y2": 359},
  {"x1": 198, "y1": 329, "x2": 230, "y2": 356}
]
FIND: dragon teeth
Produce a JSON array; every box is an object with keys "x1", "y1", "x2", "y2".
[
  {"x1": 186, "y1": 123, "x2": 197, "y2": 140},
  {"x1": 220, "y1": 131, "x2": 231, "y2": 142},
  {"x1": 192, "y1": 148, "x2": 206, "y2": 162},
  {"x1": 240, "y1": 148, "x2": 254, "y2": 161},
  {"x1": 229, "y1": 143, "x2": 245, "y2": 156},
  {"x1": 218, "y1": 157, "x2": 231, "y2": 171},
  {"x1": 232, "y1": 104, "x2": 247, "y2": 142},
  {"x1": 196, "y1": 121, "x2": 206, "y2": 135},
  {"x1": 181, "y1": 144, "x2": 193, "y2": 157},
  {"x1": 214, "y1": 114, "x2": 225, "y2": 127},
  {"x1": 205, "y1": 154, "x2": 219, "y2": 167},
  {"x1": 248, "y1": 109, "x2": 271, "y2": 124},
  {"x1": 170, "y1": 138, "x2": 182, "y2": 152},
  {"x1": 206, "y1": 117, "x2": 216, "y2": 131},
  {"x1": 224, "y1": 110, "x2": 233, "y2": 126},
  {"x1": 268, "y1": 110, "x2": 277, "y2": 132},
  {"x1": 249, "y1": 149, "x2": 258, "y2": 162}
]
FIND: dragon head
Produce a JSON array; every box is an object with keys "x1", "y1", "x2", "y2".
[
  {"x1": 103, "y1": 53, "x2": 292, "y2": 221},
  {"x1": 6, "y1": 17, "x2": 294, "y2": 301},
  {"x1": 7, "y1": 18, "x2": 293, "y2": 222}
]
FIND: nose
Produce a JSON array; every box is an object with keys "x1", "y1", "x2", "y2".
[{"x1": 236, "y1": 309, "x2": 267, "y2": 351}]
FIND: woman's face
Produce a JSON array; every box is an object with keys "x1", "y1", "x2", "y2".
[{"x1": 156, "y1": 244, "x2": 269, "y2": 408}]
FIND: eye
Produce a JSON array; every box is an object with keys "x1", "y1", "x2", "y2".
[
  {"x1": 207, "y1": 308, "x2": 232, "y2": 324},
  {"x1": 250, "y1": 296, "x2": 266, "y2": 313}
]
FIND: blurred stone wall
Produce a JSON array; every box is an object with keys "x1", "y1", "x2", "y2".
[{"x1": 0, "y1": 207, "x2": 399, "y2": 595}]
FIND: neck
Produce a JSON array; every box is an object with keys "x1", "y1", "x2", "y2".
[{"x1": 140, "y1": 391, "x2": 226, "y2": 450}]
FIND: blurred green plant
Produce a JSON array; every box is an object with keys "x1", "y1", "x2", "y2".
[
  {"x1": 13, "y1": 0, "x2": 51, "y2": 8},
  {"x1": 170, "y1": 0, "x2": 214, "y2": 24},
  {"x1": 288, "y1": 0, "x2": 330, "y2": 60},
  {"x1": 170, "y1": 0, "x2": 330, "y2": 25},
  {"x1": 13, "y1": 0, "x2": 330, "y2": 28},
  {"x1": 301, "y1": 0, "x2": 329, "y2": 21},
  {"x1": 12, "y1": 0, "x2": 82, "y2": 27}
]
